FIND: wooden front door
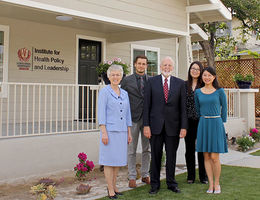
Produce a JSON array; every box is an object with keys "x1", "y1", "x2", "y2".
[{"x1": 78, "y1": 39, "x2": 101, "y2": 120}]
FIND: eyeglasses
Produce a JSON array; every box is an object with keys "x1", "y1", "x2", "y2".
[
  {"x1": 110, "y1": 74, "x2": 121, "y2": 77},
  {"x1": 191, "y1": 68, "x2": 200, "y2": 72}
]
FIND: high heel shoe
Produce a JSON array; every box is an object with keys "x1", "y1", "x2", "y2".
[
  {"x1": 107, "y1": 187, "x2": 118, "y2": 199},
  {"x1": 206, "y1": 186, "x2": 214, "y2": 194},
  {"x1": 214, "y1": 185, "x2": 221, "y2": 194},
  {"x1": 206, "y1": 189, "x2": 214, "y2": 194}
]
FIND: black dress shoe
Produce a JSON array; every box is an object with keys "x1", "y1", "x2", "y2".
[
  {"x1": 187, "y1": 180, "x2": 195, "y2": 184},
  {"x1": 108, "y1": 195, "x2": 118, "y2": 199},
  {"x1": 149, "y1": 188, "x2": 159, "y2": 194},
  {"x1": 200, "y1": 180, "x2": 208, "y2": 184},
  {"x1": 115, "y1": 191, "x2": 123, "y2": 195},
  {"x1": 168, "y1": 186, "x2": 181, "y2": 193}
]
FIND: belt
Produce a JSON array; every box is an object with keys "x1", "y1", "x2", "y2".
[{"x1": 202, "y1": 115, "x2": 220, "y2": 118}]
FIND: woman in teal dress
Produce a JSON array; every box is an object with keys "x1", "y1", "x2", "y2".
[{"x1": 195, "y1": 67, "x2": 227, "y2": 194}]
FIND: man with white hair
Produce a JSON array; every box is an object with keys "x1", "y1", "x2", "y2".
[{"x1": 143, "y1": 56, "x2": 188, "y2": 194}]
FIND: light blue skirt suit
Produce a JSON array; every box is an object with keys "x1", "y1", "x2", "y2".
[{"x1": 98, "y1": 85, "x2": 132, "y2": 166}]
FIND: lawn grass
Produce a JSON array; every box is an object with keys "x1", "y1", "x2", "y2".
[
  {"x1": 98, "y1": 165, "x2": 260, "y2": 200},
  {"x1": 250, "y1": 149, "x2": 260, "y2": 156}
]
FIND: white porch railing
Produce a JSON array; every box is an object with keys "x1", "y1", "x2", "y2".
[
  {"x1": 0, "y1": 82, "x2": 102, "y2": 138},
  {"x1": 0, "y1": 85, "x2": 241, "y2": 139},
  {"x1": 224, "y1": 88, "x2": 241, "y2": 118}
]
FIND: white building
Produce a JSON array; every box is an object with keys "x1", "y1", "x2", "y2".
[{"x1": 0, "y1": 0, "x2": 233, "y2": 181}]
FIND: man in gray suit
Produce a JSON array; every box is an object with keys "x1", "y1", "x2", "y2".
[{"x1": 121, "y1": 55, "x2": 151, "y2": 188}]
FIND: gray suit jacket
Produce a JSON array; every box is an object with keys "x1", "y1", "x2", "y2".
[{"x1": 121, "y1": 74, "x2": 149, "y2": 122}]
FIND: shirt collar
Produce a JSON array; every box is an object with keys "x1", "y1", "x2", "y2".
[
  {"x1": 107, "y1": 85, "x2": 126, "y2": 100},
  {"x1": 135, "y1": 72, "x2": 145, "y2": 79},
  {"x1": 161, "y1": 74, "x2": 170, "y2": 82}
]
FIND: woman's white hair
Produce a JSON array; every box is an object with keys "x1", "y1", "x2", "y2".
[{"x1": 107, "y1": 64, "x2": 123, "y2": 77}]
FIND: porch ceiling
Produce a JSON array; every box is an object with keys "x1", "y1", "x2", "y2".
[
  {"x1": 0, "y1": 1, "x2": 180, "y2": 43},
  {"x1": 189, "y1": 0, "x2": 232, "y2": 24}
]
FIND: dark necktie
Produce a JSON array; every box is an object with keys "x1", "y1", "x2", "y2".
[
  {"x1": 163, "y1": 78, "x2": 168, "y2": 102},
  {"x1": 140, "y1": 76, "x2": 144, "y2": 96}
]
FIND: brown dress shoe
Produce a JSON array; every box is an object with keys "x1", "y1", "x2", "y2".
[
  {"x1": 129, "y1": 179, "x2": 136, "y2": 188},
  {"x1": 141, "y1": 177, "x2": 150, "y2": 184}
]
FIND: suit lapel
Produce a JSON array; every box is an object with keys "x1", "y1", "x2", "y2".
[
  {"x1": 156, "y1": 75, "x2": 165, "y2": 101},
  {"x1": 167, "y1": 76, "x2": 175, "y2": 102}
]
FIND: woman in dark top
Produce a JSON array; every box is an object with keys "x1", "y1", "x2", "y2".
[{"x1": 185, "y1": 61, "x2": 207, "y2": 184}]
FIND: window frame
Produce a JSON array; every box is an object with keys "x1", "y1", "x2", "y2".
[
  {"x1": 0, "y1": 25, "x2": 9, "y2": 98},
  {"x1": 130, "y1": 44, "x2": 160, "y2": 75}
]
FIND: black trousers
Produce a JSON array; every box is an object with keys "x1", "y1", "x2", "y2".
[
  {"x1": 150, "y1": 124, "x2": 180, "y2": 189},
  {"x1": 184, "y1": 119, "x2": 207, "y2": 181}
]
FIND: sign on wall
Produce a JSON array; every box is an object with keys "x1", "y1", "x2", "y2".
[{"x1": 17, "y1": 47, "x2": 70, "y2": 72}]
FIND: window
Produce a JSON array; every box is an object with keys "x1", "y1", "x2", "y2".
[
  {"x1": 0, "y1": 25, "x2": 9, "y2": 97},
  {"x1": 131, "y1": 44, "x2": 160, "y2": 76}
]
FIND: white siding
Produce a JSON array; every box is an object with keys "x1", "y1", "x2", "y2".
[
  {"x1": 0, "y1": 16, "x2": 107, "y2": 84},
  {"x1": 107, "y1": 38, "x2": 177, "y2": 75},
  {"x1": 30, "y1": 0, "x2": 188, "y2": 32}
]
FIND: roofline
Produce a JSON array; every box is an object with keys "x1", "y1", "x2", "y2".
[
  {"x1": 209, "y1": 0, "x2": 232, "y2": 20},
  {"x1": 187, "y1": 0, "x2": 232, "y2": 21}
]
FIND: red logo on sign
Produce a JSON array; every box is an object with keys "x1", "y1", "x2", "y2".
[{"x1": 18, "y1": 48, "x2": 31, "y2": 62}]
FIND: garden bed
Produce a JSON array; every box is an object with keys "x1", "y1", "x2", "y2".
[
  {"x1": 228, "y1": 141, "x2": 260, "y2": 152},
  {"x1": 0, "y1": 168, "x2": 104, "y2": 200}
]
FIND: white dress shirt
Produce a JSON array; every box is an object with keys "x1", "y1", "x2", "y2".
[{"x1": 161, "y1": 74, "x2": 170, "y2": 90}]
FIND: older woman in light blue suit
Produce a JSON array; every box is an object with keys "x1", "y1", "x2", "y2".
[{"x1": 98, "y1": 64, "x2": 132, "y2": 199}]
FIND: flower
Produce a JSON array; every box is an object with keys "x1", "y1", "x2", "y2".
[
  {"x1": 78, "y1": 152, "x2": 87, "y2": 161},
  {"x1": 249, "y1": 128, "x2": 260, "y2": 142},
  {"x1": 86, "y1": 160, "x2": 95, "y2": 170},
  {"x1": 38, "y1": 193, "x2": 47, "y2": 200},
  {"x1": 74, "y1": 152, "x2": 95, "y2": 180},
  {"x1": 96, "y1": 57, "x2": 129, "y2": 76},
  {"x1": 251, "y1": 128, "x2": 259, "y2": 133}
]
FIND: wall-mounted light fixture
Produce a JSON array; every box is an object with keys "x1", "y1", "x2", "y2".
[{"x1": 56, "y1": 15, "x2": 73, "y2": 21}]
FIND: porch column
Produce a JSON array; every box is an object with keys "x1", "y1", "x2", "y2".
[
  {"x1": 177, "y1": 36, "x2": 193, "y2": 80},
  {"x1": 239, "y1": 89, "x2": 259, "y2": 130}
]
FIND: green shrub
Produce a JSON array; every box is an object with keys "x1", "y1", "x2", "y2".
[
  {"x1": 244, "y1": 74, "x2": 255, "y2": 82},
  {"x1": 233, "y1": 73, "x2": 254, "y2": 82},
  {"x1": 236, "y1": 136, "x2": 255, "y2": 152},
  {"x1": 233, "y1": 73, "x2": 244, "y2": 81}
]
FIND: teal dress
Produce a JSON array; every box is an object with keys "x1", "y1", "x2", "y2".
[{"x1": 195, "y1": 88, "x2": 228, "y2": 153}]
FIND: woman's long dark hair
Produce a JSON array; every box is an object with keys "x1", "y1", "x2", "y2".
[
  {"x1": 201, "y1": 67, "x2": 220, "y2": 89},
  {"x1": 187, "y1": 61, "x2": 204, "y2": 93}
]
